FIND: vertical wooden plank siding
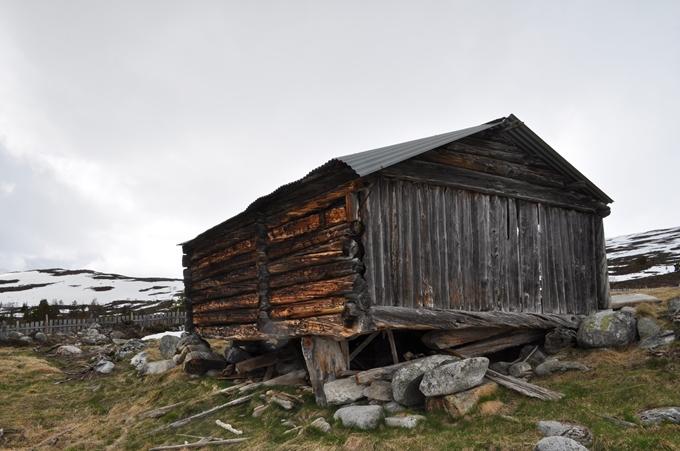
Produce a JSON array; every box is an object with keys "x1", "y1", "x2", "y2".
[{"x1": 362, "y1": 176, "x2": 601, "y2": 315}]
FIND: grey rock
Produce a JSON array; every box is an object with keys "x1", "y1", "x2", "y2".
[
  {"x1": 94, "y1": 359, "x2": 115, "y2": 374},
  {"x1": 519, "y1": 345, "x2": 548, "y2": 366},
  {"x1": 110, "y1": 330, "x2": 126, "y2": 340},
  {"x1": 6, "y1": 331, "x2": 24, "y2": 340},
  {"x1": 537, "y1": 420, "x2": 593, "y2": 447},
  {"x1": 637, "y1": 407, "x2": 680, "y2": 425},
  {"x1": 383, "y1": 401, "x2": 406, "y2": 414},
  {"x1": 668, "y1": 297, "x2": 680, "y2": 315},
  {"x1": 385, "y1": 415, "x2": 426, "y2": 429},
  {"x1": 639, "y1": 330, "x2": 676, "y2": 349},
  {"x1": 534, "y1": 436, "x2": 588, "y2": 451},
  {"x1": 224, "y1": 346, "x2": 252, "y2": 364},
  {"x1": 177, "y1": 333, "x2": 209, "y2": 351},
  {"x1": 363, "y1": 380, "x2": 393, "y2": 402},
  {"x1": 392, "y1": 355, "x2": 457, "y2": 406},
  {"x1": 56, "y1": 345, "x2": 82, "y2": 356},
  {"x1": 576, "y1": 309, "x2": 636, "y2": 348},
  {"x1": 323, "y1": 377, "x2": 366, "y2": 405},
  {"x1": 142, "y1": 359, "x2": 177, "y2": 375},
  {"x1": 610, "y1": 293, "x2": 660, "y2": 309},
  {"x1": 333, "y1": 405, "x2": 384, "y2": 430},
  {"x1": 34, "y1": 332, "x2": 48, "y2": 343},
  {"x1": 183, "y1": 350, "x2": 227, "y2": 375},
  {"x1": 115, "y1": 339, "x2": 147, "y2": 360},
  {"x1": 130, "y1": 351, "x2": 148, "y2": 371},
  {"x1": 489, "y1": 361, "x2": 511, "y2": 375},
  {"x1": 159, "y1": 335, "x2": 180, "y2": 359},
  {"x1": 509, "y1": 361, "x2": 532, "y2": 378},
  {"x1": 620, "y1": 306, "x2": 637, "y2": 315},
  {"x1": 534, "y1": 359, "x2": 589, "y2": 377},
  {"x1": 544, "y1": 328, "x2": 577, "y2": 354},
  {"x1": 18, "y1": 335, "x2": 33, "y2": 344},
  {"x1": 419, "y1": 357, "x2": 489, "y2": 397},
  {"x1": 636, "y1": 317, "x2": 661, "y2": 340},
  {"x1": 81, "y1": 328, "x2": 109, "y2": 345},
  {"x1": 309, "y1": 417, "x2": 332, "y2": 433}
]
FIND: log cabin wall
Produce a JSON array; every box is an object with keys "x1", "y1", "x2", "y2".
[
  {"x1": 182, "y1": 182, "x2": 368, "y2": 339},
  {"x1": 359, "y1": 133, "x2": 608, "y2": 315}
]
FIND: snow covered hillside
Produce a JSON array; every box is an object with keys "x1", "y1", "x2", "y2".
[
  {"x1": 607, "y1": 226, "x2": 680, "y2": 287},
  {"x1": 0, "y1": 268, "x2": 183, "y2": 307}
]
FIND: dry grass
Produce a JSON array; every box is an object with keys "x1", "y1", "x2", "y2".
[{"x1": 1, "y1": 324, "x2": 680, "y2": 450}]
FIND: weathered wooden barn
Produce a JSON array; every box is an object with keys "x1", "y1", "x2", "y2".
[{"x1": 181, "y1": 114, "x2": 612, "y2": 346}]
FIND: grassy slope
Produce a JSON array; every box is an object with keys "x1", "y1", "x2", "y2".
[{"x1": 1, "y1": 288, "x2": 679, "y2": 451}]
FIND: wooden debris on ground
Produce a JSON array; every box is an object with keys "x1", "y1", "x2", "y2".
[
  {"x1": 149, "y1": 437, "x2": 247, "y2": 450},
  {"x1": 138, "y1": 402, "x2": 186, "y2": 419},
  {"x1": 215, "y1": 420, "x2": 243, "y2": 435},
  {"x1": 151, "y1": 394, "x2": 255, "y2": 434}
]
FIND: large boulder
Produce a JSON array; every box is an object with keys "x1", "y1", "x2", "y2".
[
  {"x1": 183, "y1": 350, "x2": 227, "y2": 375},
  {"x1": 323, "y1": 378, "x2": 366, "y2": 405},
  {"x1": 425, "y1": 382, "x2": 497, "y2": 418},
  {"x1": 363, "y1": 380, "x2": 393, "y2": 402},
  {"x1": 637, "y1": 317, "x2": 661, "y2": 340},
  {"x1": 576, "y1": 310, "x2": 636, "y2": 348},
  {"x1": 639, "y1": 330, "x2": 676, "y2": 349},
  {"x1": 637, "y1": 407, "x2": 680, "y2": 425},
  {"x1": 34, "y1": 332, "x2": 48, "y2": 343},
  {"x1": 537, "y1": 420, "x2": 593, "y2": 447},
  {"x1": 419, "y1": 357, "x2": 489, "y2": 397},
  {"x1": 391, "y1": 355, "x2": 456, "y2": 406},
  {"x1": 56, "y1": 345, "x2": 82, "y2": 356},
  {"x1": 534, "y1": 436, "x2": 588, "y2": 451},
  {"x1": 333, "y1": 405, "x2": 384, "y2": 430},
  {"x1": 94, "y1": 359, "x2": 115, "y2": 374},
  {"x1": 159, "y1": 335, "x2": 180, "y2": 359},
  {"x1": 534, "y1": 359, "x2": 589, "y2": 377},
  {"x1": 224, "y1": 346, "x2": 252, "y2": 364},
  {"x1": 130, "y1": 351, "x2": 148, "y2": 371},
  {"x1": 544, "y1": 328, "x2": 576, "y2": 354},
  {"x1": 385, "y1": 415, "x2": 426, "y2": 429},
  {"x1": 142, "y1": 359, "x2": 177, "y2": 375},
  {"x1": 81, "y1": 327, "x2": 109, "y2": 345}
]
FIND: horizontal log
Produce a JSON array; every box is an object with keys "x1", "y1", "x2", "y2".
[
  {"x1": 191, "y1": 238, "x2": 256, "y2": 271},
  {"x1": 190, "y1": 280, "x2": 258, "y2": 303},
  {"x1": 268, "y1": 212, "x2": 322, "y2": 243},
  {"x1": 191, "y1": 294, "x2": 259, "y2": 313},
  {"x1": 193, "y1": 309, "x2": 259, "y2": 326},
  {"x1": 236, "y1": 351, "x2": 288, "y2": 374},
  {"x1": 453, "y1": 329, "x2": 545, "y2": 356},
  {"x1": 267, "y1": 222, "x2": 351, "y2": 260},
  {"x1": 270, "y1": 275, "x2": 356, "y2": 305},
  {"x1": 381, "y1": 159, "x2": 602, "y2": 213},
  {"x1": 190, "y1": 266, "x2": 257, "y2": 293},
  {"x1": 269, "y1": 297, "x2": 346, "y2": 320},
  {"x1": 421, "y1": 327, "x2": 511, "y2": 350},
  {"x1": 370, "y1": 306, "x2": 581, "y2": 331},
  {"x1": 324, "y1": 205, "x2": 347, "y2": 225},
  {"x1": 418, "y1": 148, "x2": 569, "y2": 189},
  {"x1": 269, "y1": 259, "x2": 362, "y2": 289},
  {"x1": 196, "y1": 314, "x2": 358, "y2": 340},
  {"x1": 188, "y1": 252, "x2": 257, "y2": 283}
]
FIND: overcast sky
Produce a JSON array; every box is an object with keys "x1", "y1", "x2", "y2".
[{"x1": 1, "y1": 1, "x2": 679, "y2": 278}]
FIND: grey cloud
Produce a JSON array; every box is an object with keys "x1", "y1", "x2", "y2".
[{"x1": 0, "y1": 0, "x2": 679, "y2": 277}]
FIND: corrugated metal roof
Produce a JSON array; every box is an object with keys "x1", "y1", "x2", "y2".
[{"x1": 336, "y1": 118, "x2": 504, "y2": 176}]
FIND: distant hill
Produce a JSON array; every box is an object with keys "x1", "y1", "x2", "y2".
[
  {"x1": 607, "y1": 226, "x2": 680, "y2": 288},
  {"x1": 0, "y1": 268, "x2": 183, "y2": 308}
]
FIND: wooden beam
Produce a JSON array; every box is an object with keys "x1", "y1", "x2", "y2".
[
  {"x1": 370, "y1": 306, "x2": 581, "y2": 331},
  {"x1": 452, "y1": 329, "x2": 545, "y2": 357},
  {"x1": 349, "y1": 331, "x2": 379, "y2": 362},
  {"x1": 385, "y1": 330, "x2": 399, "y2": 364},
  {"x1": 301, "y1": 336, "x2": 347, "y2": 406},
  {"x1": 421, "y1": 327, "x2": 511, "y2": 350}
]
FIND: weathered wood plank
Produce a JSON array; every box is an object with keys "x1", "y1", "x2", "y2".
[
  {"x1": 301, "y1": 336, "x2": 347, "y2": 406},
  {"x1": 421, "y1": 327, "x2": 511, "y2": 349},
  {"x1": 370, "y1": 305, "x2": 581, "y2": 330},
  {"x1": 453, "y1": 329, "x2": 545, "y2": 356}
]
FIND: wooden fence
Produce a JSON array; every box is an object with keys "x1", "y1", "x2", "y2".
[{"x1": 0, "y1": 310, "x2": 185, "y2": 338}]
